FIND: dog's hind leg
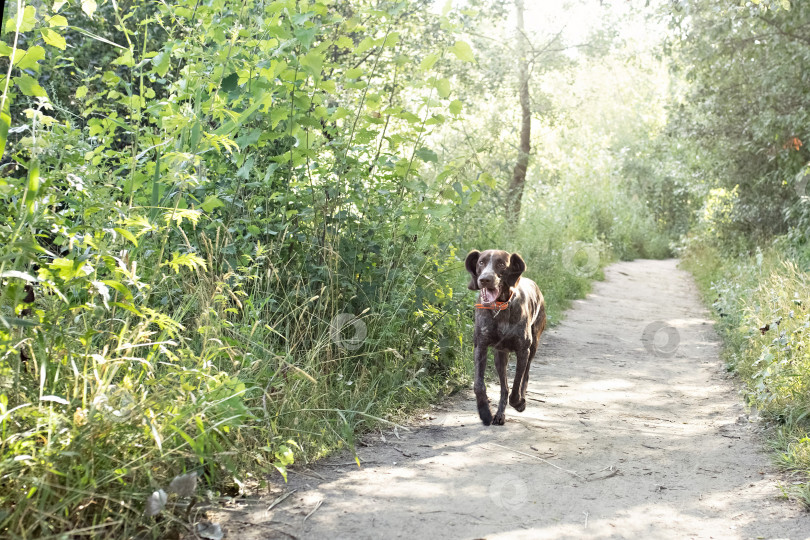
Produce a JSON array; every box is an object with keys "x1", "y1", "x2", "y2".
[
  {"x1": 493, "y1": 350, "x2": 509, "y2": 425},
  {"x1": 522, "y1": 336, "x2": 539, "y2": 397},
  {"x1": 509, "y1": 347, "x2": 529, "y2": 412},
  {"x1": 474, "y1": 345, "x2": 493, "y2": 425},
  {"x1": 522, "y1": 317, "x2": 545, "y2": 397}
]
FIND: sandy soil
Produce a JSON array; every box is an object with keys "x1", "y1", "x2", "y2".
[{"x1": 210, "y1": 259, "x2": 810, "y2": 539}]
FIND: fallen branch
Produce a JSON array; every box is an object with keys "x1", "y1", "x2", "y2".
[
  {"x1": 586, "y1": 467, "x2": 621, "y2": 482},
  {"x1": 266, "y1": 489, "x2": 297, "y2": 513},
  {"x1": 393, "y1": 446, "x2": 414, "y2": 457},
  {"x1": 303, "y1": 500, "x2": 323, "y2": 524},
  {"x1": 488, "y1": 443, "x2": 585, "y2": 480},
  {"x1": 322, "y1": 460, "x2": 378, "y2": 467}
]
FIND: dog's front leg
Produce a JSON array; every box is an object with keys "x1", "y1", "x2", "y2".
[
  {"x1": 493, "y1": 350, "x2": 509, "y2": 425},
  {"x1": 509, "y1": 346, "x2": 529, "y2": 412},
  {"x1": 473, "y1": 344, "x2": 493, "y2": 425}
]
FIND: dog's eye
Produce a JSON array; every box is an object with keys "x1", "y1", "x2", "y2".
[
  {"x1": 479, "y1": 260, "x2": 485, "y2": 266},
  {"x1": 498, "y1": 261, "x2": 506, "y2": 268}
]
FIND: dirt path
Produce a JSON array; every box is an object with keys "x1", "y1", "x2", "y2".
[{"x1": 214, "y1": 259, "x2": 810, "y2": 539}]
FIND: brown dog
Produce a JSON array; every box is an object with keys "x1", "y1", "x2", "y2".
[{"x1": 465, "y1": 250, "x2": 546, "y2": 425}]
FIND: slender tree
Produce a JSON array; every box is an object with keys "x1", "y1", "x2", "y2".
[{"x1": 507, "y1": 0, "x2": 531, "y2": 222}]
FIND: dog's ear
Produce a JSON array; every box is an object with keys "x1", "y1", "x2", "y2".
[
  {"x1": 465, "y1": 250, "x2": 481, "y2": 290},
  {"x1": 506, "y1": 252, "x2": 526, "y2": 288}
]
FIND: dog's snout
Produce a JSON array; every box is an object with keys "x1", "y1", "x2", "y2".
[{"x1": 479, "y1": 274, "x2": 495, "y2": 287}]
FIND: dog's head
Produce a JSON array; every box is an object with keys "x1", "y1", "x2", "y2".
[{"x1": 465, "y1": 250, "x2": 526, "y2": 303}]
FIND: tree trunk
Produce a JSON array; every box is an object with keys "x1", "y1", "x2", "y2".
[{"x1": 508, "y1": 0, "x2": 530, "y2": 223}]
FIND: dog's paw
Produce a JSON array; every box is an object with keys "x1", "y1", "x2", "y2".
[
  {"x1": 510, "y1": 395, "x2": 526, "y2": 412},
  {"x1": 492, "y1": 412, "x2": 506, "y2": 425},
  {"x1": 479, "y1": 406, "x2": 493, "y2": 426}
]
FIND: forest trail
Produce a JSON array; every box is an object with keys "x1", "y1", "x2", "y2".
[{"x1": 213, "y1": 259, "x2": 810, "y2": 539}]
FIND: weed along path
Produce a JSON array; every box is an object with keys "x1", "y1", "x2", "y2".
[{"x1": 212, "y1": 259, "x2": 810, "y2": 539}]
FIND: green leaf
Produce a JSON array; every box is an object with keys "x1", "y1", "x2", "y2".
[
  {"x1": 0, "y1": 96, "x2": 9, "y2": 157},
  {"x1": 81, "y1": 0, "x2": 98, "y2": 18},
  {"x1": 164, "y1": 208, "x2": 202, "y2": 226},
  {"x1": 300, "y1": 50, "x2": 323, "y2": 77},
  {"x1": 50, "y1": 257, "x2": 92, "y2": 281},
  {"x1": 163, "y1": 252, "x2": 207, "y2": 274},
  {"x1": 345, "y1": 67, "x2": 363, "y2": 79},
  {"x1": 214, "y1": 92, "x2": 273, "y2": 136},
  {"x1": 273, "y1": 463, "x2": 288, "y2": 482},
  {"x1": 236, "y1": 155, "x2": 254, "y2": 179},
  {"x1": 235, "y1": 127, "x2": 261, "y2": 148},
  {"x1": 383, "y1": 32, "x2": 400, "y2": 48},
  {"x1": 355, "y1": 36, "x2": 375, "y2": 55},
  {"x1": 335, "y1": 36, "x2": 353, "y2": 48},
  {"x1": 152, "y1": 49, "x2": 171, "y2": 77},
  {"x1": 48, "y1": 14, "x2": 68, "y2": 27},
  {"x1": 15, "y1": 74, "x2": 47, "y2": 97},
  {"x1": 294, "y1": 27, "x2": 317, "y2": 48},
  {"x1": 41, "y1": 28, "x2": 66, "y2": 50},
  {"x1": 75, "y1": 85, "x2": 88, "y2": 99},
  {"x1": 427, "y1": 205, "x2": 451, "y2": 218},
  {"x1": 25, "y1": 159, "x2": 39, "y2": 212},
  {"x1": 113, "y1": 227, "x2": 138, "y2": 246},
  {"x1": 200, "y1": 195, "x2": 225, "y2": 212},
  {"x1": 415, "y1": 147, "x2": 438, "y2": 163},
  {"x1": 15, "y1": 46, "x2": 45, "y2": 71},
  {"x1": 112, "y1": 302, "x2": 141, "y2": 317},
  {"x1": 420, "y1": 53, "x2": 439, "y2": 71},
  {"x1": 479, "y1": 172, "x2": 496, "y2": 189},
  {"x1": 0, "y1": 315, "x2": 38, "y2": 328},
  {"x1": 434, "y1": 77, "x2": 451, "y2": 98},
  {"x1": 220, "y1": 72, "x2": 238, "y2": 92},
  {"x1": 112, "y1": 49, "x2": 135, "y2": 67},
  {"x1": 450, "y1": 40, "x2": 475, "y2": 63},
  {"x1": 441, "y1": 0, "x2": 453, "y2": 16},
  {"x1": 5, "y1": 6, "x2": 37, "y2": 33},
  {"x1": 449, "y1": 99, "x2": 462, "y2": 115},
  {"x1": 321, "y1": 79, "x2": 336, "y2": 94},
  {"x1": 275, "y1": 445, "x2": 295, "y2": 467},
  {"x1": 102, "y1": 280, "x2": 133, "y2": 301}
]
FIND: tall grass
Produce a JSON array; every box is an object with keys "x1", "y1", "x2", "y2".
[
  {"x1": 1, "y1": 206, "x2": 473, "y2": 538},
  {"x1": 509, "y1": 167, "x2": 672, "y2": 324},
  {"x1": 683, "y1": 243, "x2": 810, "y2": 505}
]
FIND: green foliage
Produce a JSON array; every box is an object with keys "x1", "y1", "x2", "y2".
[
  {"x1": 663, "y1": 0, "x2": 810, "y2": 244},
  {"x1": 0, "y1": 0, "x2": 487, "y2": 536},
  {"x1": 682, "y1": 245, "x2": 810, "y2": 502},
  {"x1": 0, "y1": 0, "x2": 682, "y2": 536}
]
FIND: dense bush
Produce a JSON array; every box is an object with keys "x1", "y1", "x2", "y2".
[{"x1": 0, "y1": 0, "x2": 673, "y2": 537}]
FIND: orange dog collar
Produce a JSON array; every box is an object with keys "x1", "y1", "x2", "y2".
[{"x1": 475, "y1": 288, "x2": 516, "y2": 312}]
